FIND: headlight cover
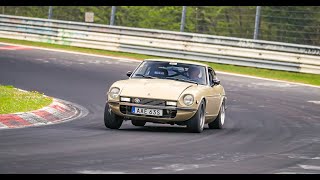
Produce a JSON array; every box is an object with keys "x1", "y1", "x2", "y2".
[
  {"x1": 109, "y1": 87, "x2": 120, "y2": 99},
  {"x1": 166, "y1": 101, "x2": 177, "y2": 106},
  {"x1": 183, "y1": 94, "x2": 194, "y2": 106},
  {"x1": 120, "y1": 97, "x2": 130, "y2": 102}
]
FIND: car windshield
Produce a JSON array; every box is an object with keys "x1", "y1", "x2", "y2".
[{"x1": 131, "y1": 61, "x2": 207, "y2": 85}]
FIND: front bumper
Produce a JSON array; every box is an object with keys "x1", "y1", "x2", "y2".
[{"x1": 108, "y1": 101, "x2": 197, "y2": 122}]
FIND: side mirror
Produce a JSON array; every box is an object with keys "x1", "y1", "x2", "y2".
[
  {"x1": 212, "y1": 79, "x2": 220, "y2": 86},
  {"x1": 126, "y1": 71, "x2": 132, "y2": 77}
]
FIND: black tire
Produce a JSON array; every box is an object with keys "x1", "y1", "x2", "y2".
[
  {"x1": 131, "y1": 120, "x2": 146, "y2": 127},
  {"x1": 208, "y1": 100, "x2": 225, "y2": 129},
  {"x1": 104, "y1": 103, "x2": 123, "y2": 129},
  {"x1": 187, "y1": 100, "x2": 206, "y2": 133}
]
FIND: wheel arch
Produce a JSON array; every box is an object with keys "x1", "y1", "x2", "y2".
[{"x1": 199, "y1": 96, "x2": 206, "y2": 109}]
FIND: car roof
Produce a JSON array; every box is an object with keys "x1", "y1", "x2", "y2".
[{"x1": 144, "y1": 59, "x2": 209, "y2": 67}]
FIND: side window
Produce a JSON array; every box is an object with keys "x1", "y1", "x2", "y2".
[
  {"x1": 208, "y1": 68, "x2": 218, "y2": 86},
  {"x1": 212, "y1": 70, "x2": 217, "y2": 79},
  {"x1": 145, "y1": 67, "x2": 152, "y2": 75},
  {"x1": 208, "y1": 68, "x2": 214, "y2": 86}
]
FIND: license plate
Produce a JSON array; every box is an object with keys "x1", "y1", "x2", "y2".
[{"x1": 131, "y1": 107, "x2": 163, "y2": 116}]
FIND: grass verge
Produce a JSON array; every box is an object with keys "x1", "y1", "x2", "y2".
[
  {"x1": 0, "y1": 85, "x2": 53, "y2": 114},
  {"x1": 0, "y1": 38, "x2": 319, "y2": 86}
]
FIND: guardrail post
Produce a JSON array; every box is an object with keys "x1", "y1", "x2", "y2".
[
  {"x1": 180, "y1": 6, "x2": 187, "y2": 32},
  {"x1": 110, "y1": 6, "x2": 116, "y2": 26},
  {"x1": 253, "y1": 6, "x2": 261, "y2": 40},
  {"x1": 48, "y1": 6, "x2": 53, "y2": 19}
]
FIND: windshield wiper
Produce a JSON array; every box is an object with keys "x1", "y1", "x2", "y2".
[
  {"x1": 134, "y1": 74, "x2": 157, "y2": 79},
  {"x1": 165, "y1": 77, "x2": 198, "y2": 85}
]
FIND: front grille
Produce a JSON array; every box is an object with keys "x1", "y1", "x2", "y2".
[
  {"x1": 120, "y1": 105, "x2": 177, "y2": 118},
  {"x1": 130, "y1": 97, "x2": 166, "y2": 106}
]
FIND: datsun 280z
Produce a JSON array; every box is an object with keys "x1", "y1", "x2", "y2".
[{"x1": 104, "y1": 59, "x2": 226, "y2": 133}]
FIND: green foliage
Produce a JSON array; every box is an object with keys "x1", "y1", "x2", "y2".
[
  {"x1": 1, "y1": 6, "x2": 319, "y2": 45},
  {"x1": 115, "y1": 6, "x2": 182, "y2": 30}
]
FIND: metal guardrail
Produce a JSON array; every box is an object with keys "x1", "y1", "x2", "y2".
[{"x1": 0, "y1": 14, "x2": 319, "y2": 74}]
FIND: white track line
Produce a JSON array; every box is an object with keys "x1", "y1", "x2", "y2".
[
  {"x1": 0, "y1": 42, "x2": 140, "y2": 62},
  {"x1": 298, "y1": 164, "x2": 320, "y2": 171},
  {"x1": 78, "y1": 170, "x2": 127, "y2": 174},
  {"x1": 216, "y1": 71, "x2": 320, "y2": 89},
  {"x1": 0, "y1": 42, "x2": 319, "y2": 89},
  {"x1": 308, "y1": 101, "x2": 320, "y2": 105}
]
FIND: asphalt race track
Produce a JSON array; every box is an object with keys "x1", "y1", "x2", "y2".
[{"x1": 0, "y1": 43, "x2": 319, "y2": 174}]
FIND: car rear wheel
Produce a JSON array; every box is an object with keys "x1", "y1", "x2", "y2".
[
  {"x1": 187, "y1": 100, "x2": 205, "y2": 133},
  {"x1": 208, "y1": 100, "x2": 225, "y2": 129},
  {"x1": 131, "y1": 120, "x2": 146, "y2": 126},
  {"x1": 104, "y1": 103, "x2": 123, "y2": 129}
]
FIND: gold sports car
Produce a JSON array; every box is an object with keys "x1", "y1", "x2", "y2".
[{"x1": 105, "y1": 59, "x2": 227, "y2": 133}]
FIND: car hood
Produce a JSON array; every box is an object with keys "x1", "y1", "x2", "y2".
[{"x1": 115, "y1": 79, "x2": 195, "y2": 100}]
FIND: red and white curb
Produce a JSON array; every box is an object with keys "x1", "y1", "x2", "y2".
[
  {"x1": 0, "y1": 98, "x2": 88, "y2": 129},
  {"x1": 0, "y1": 45, "x2": 32, "y2": 51}
]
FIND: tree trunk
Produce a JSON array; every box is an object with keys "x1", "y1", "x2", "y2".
[
  {"x1": 238, "y1": 7, "x2": 243, "y2": 37},
  {"x1": 225, "y1": 9, "x2": 233, "y2": 36},
  {"x1": 195, "y1": 7, "x2": 198, "y2": 33}
]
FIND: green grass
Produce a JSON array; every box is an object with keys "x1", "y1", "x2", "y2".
[
  {"x1": 0, "y1": 85, "x2": 53, "y2": 114},
  {"x1": 1, "y1": 37, "x2": 320, "y2": 86}
]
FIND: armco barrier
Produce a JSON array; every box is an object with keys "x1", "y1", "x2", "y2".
[{"x1": 0, "y1": 14, "x2": 319, "y2": 74}]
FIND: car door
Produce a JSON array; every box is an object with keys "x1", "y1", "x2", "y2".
[{"x1": 205, "y1": 68, "x2": 222, "y2": 118}]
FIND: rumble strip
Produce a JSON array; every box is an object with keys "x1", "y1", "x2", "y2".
[{"x1": 0, "y1": 99, "x2": 88, "y2": 129}]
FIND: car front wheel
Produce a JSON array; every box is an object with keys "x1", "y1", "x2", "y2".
[
  {"x1": 104, "y1": 103, "x2": 123, "y2": 129},
  {"x1": 187, "y1": 100, "x2": 205, "y2": 133}
]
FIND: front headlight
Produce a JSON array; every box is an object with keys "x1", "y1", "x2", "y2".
[
  {"x1": 183, "y1": 94, "x2": 194, "y2": 106},
  {"x1": 109, "y1": 87, "x2": 120, "y2": 99}
]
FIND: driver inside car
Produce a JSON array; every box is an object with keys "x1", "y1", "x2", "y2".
[{"x1": 188, "y1": 66, "x2": 201, "y2": 82}]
